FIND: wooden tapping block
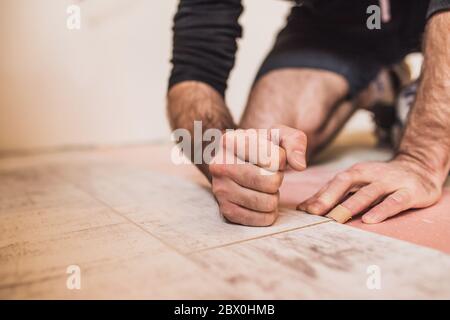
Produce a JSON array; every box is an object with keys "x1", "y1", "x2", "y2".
[{"x1": 326, "y1": 205, "x2": 352, "y2": 224}]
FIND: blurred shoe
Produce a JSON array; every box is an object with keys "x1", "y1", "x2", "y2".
[{"x1": 362, "y1": 61, "x2": 414, "y2": 148}]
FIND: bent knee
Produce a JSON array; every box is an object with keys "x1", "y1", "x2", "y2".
[{"x1": 241, "y1": 69, "x2": 348, "y2": 132}]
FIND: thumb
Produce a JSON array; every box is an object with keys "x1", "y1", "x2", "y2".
[{"x1": 270, "y1": 125, "x2": 307, "y2": 171}]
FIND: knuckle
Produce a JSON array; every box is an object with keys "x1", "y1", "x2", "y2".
[
  {"x1": 349, "y1": 195, "x2": 365, "y2": 207},
  {"x1": 369, "y1": 182, "x2": 384, "y2": 194},
  {"x1": 211, "y1": 180, "x2": 228, "y2": 198},
  {"x1": 335, "y1": 171, "x2": 353, "y2": 183},
  {"x1": 223, "y1": 212, "x2": 239, "y2": 224},
  {"x1": 266, "y1": 172, "x2": 283, "y2": 193},
  {"x1": 358, "y1": 187, "x2": 375, "y2": 199},
  {"x1": 244, "y1": 170, "x2": 261, "y2": 189},
  {"x1": 390, "y1": 190, "x2": 411, "y2": 205},
  {"x1": 264, "y1": 194, "x2": 279, "y2": 212},
  {"x1": 220, "y1": 203, "x2": 239, "y2": 222},
  {"x1": 209, "y1": 163, "x2": 225, "y2": 176},
  {"x1": 350, "y1": 163, "x2": 363, "y2": 170},
  {"x1": 291, "y1": 130, "x2": 307, "y2": 143},
  {"x1": 349, "y1": 164, "x2": 364, "y2": 174},
  {"x1": 263, "y1": 212, "x2": 278, "y2": 226},
  {"x1": 248, "y1": 193, "x2": 261, "y2": 210}
]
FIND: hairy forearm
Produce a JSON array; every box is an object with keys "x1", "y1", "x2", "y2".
[
  {"x1": 167, "y1": 81, "x2": 236, "y2": 180},
  {"x1": 396, "y1": 12, "x2": 450, "y2": 184}
]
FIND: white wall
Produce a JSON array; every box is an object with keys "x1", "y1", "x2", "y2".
[{"x1": 0, "y1": 0, "x2": 290, "y2": 151}]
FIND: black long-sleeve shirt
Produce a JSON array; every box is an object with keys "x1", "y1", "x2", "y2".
[{"x1": 168, "y1": 0, "x2": 450, "y2": 97}]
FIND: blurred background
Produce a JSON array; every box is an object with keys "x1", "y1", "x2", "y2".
[
  {"x1": 0, "y1": 0, "x2": 292, "y2": 152},
  {"x1": 0, "y1": 0, "x2": 422, "y2": 153}
]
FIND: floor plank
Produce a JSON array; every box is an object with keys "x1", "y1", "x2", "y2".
[
  {"x1": 52, "y1": 163, "x2": 327, "y2": 253},
  {"x1": 0, "y1": 223, "x2": 234, "y2": 299},
  {"x1": 2, "y1": 145, "x2": 450, "y2": 299},
  {"x1": 0, "y1": 164, "x2": 233, "y2": 299},
  {"x1": 190, "y1": 222, "x2": 450, "y2": 299}
]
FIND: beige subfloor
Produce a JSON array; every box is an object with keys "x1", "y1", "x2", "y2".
[{"x1": 1, "y1": 136, "x2": 450, "y2": 299}]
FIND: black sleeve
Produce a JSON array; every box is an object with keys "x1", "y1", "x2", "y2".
[
  {"x1": 168, "y1": 0, "x2": 244, "y2": 97},
  {"x1": 427, "y1": 0, "x2": 450, "y2": 18}
]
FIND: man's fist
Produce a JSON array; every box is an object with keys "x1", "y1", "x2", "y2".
[{"x1": 209, "y1": 125, "x2": 307, "y2": 226}]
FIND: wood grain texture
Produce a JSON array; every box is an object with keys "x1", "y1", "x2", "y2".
[
  {"x1": 1, "y1": 144, "x2": 450, "y2": 299},
  {"x1": 0, "y1": 166, "x2": 233, "y2": 299},
  {"x1": 52, "y1": 163, "x2": 327, "y2": 253},
  {"x1": 190, "y1": 222, "x2": 450, "y2": 299}
]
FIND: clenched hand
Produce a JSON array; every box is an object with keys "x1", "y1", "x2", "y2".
[{"x1": 210, "y1": 125, "x2": 307, "y2": 226}]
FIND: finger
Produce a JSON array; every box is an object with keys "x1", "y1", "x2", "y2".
[
  {"x1": 296, "y1": 183, "x2": 332, "y2": 213},
  {"x1": 209, "y1": 160, "x2": 283, "y2": 194},
  {"x1": 362, "y1": 189, "x2": 412, "y2": 224},
  {"x1": 297, "y1": 170, "x2": 367, "y2": 216},
  {"x1": 223, "y1": 130, "x2": 286, "y2": 171},
  {"x1": 270, "y1": 125, "x2": 307, "y2": 171},
  {"x1": 326, "y1": 183, "x2": 388, "y2": 223},
  {"x1": 213, "y1": 177, "x2": 279, "y2": 213},
  {"x1": 220, "y1": 200, "x2": 278, "y2": 227}
]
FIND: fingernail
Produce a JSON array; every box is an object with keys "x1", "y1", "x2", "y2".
[
  {"x1": 326, "y1": 205, "x2": 352, "y2": 224},
  {"x1": 362, "y1": 214, "x2": 380, "y2": 224},
  {"x1": 293, "y1": 151, "x2": 306, "y2": 168}
]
